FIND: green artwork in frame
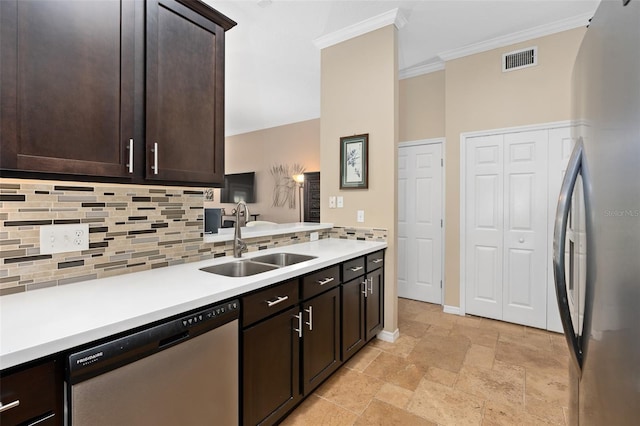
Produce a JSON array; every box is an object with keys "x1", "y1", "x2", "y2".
[{"x1": 340, "y1": 134, "x2": 368, "y2": 189}]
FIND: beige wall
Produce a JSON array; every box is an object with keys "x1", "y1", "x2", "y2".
[
  {"x1": 399, "y1": 70, "x2": 445, "y2": 142},
  {"x1": 320, "y1": 25, "x2": 399, "y2": 333},
  {"x1": 205, "y1": 118, "x2": 320, "y2": 223},
  {"x1": 443, "y1": 27, "x2": 586, "y2": 306}
]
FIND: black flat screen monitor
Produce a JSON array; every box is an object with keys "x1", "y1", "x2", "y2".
[{"x1": 220, "y1": 172, "x2": 255, "y2": 203}]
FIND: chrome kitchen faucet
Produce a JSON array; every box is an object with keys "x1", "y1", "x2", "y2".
[{"x1": 233, "y1": 201, "x2": 249, "y2": 258}]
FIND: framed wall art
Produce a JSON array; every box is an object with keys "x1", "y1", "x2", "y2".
[{"x1": 340, "y1": 134, "x2": 368, "y2": 189}]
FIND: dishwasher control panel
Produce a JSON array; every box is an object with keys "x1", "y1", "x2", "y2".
[{"x1": 181, "y1": 300, "x2": 239, "y2": 328}]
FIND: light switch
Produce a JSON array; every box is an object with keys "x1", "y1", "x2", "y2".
[
  {"x1": 337, "y1": 196, "x2": 344, "y2": 208},
  {"x1": 329, "y1": 196, "x2": 336, "y2": 209},
  {"x1": 357, "y1": 210, "x2": 365, "y2": 223}
]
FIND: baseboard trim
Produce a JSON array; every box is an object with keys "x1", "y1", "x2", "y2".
[
  {"x1": 376, "y1": 328, "x2": 399, "y2": 343},
  {"x1": 443, "y1": 305, "x2": 463, "y2": 316}
]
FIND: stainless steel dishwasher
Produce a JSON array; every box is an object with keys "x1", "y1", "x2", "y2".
[{"x1": 67, "y1": 299, "x2": 239, "y2": 425}]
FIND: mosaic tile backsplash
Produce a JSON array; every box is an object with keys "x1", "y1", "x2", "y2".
[{"x1": 0, "y1": 179, "x2": 387, "y2": 296}]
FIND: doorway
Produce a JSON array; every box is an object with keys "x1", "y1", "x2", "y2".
[
  {"x1": 460, "y1": 122, "x2": 574, "y2": 330},
  {"x1": 397, "y1": 139, "x2": 444, "y2": 304}
]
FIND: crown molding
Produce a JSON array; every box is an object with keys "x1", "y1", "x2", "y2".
[
  {"x1": 438, "y1": 12, "x2": 592, "y2": 62},
  {"x1": 314, "y1": 8, "x2": 407, "y2": 50},
  {"x1": 399, "y1": 61, "x2": 445, "y2": 80}
]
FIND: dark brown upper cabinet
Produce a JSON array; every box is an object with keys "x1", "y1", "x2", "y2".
[
  {"x1": 0, "y1": 0, "x2": 236, "y2": 186},
  {"x1": 0, "y1": 0, "x2": 136, "y2": 179},
  {"x1": 145, "y1": 0, "x2": 232, "y2": 184}
]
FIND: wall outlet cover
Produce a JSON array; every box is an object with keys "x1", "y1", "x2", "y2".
[
  {"x1": 310, "y1": 232, "x2": 319, "y2": 241},
  {"x1": 329, "y1": 196, "x2": 336, "y2": 209},
  {"x1": 357, "y1": 210, "x2": 365, "y2": 223},
  {"x1": 40, "y1": 224, "x2": 89, "y2": 254},
  {"x1": 337, "y1": 196, "x2": 344, "y2": 208}
]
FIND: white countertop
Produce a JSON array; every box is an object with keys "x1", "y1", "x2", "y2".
[
  {"x1": 0, "y1": 238, "x2": 386, "y2": 370},
  {"x1": 203, "y1": 222, "x2": 333, "y2": 243}
]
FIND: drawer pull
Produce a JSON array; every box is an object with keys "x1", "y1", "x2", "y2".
[
  {"x1": 0, "y1": 399, "x2": 20, "y2": 413},
  {"x1": 266, "y1": 295, "x2": 289, "y2": 307},
  {"x1": 317, "y1": 277, "x2": 335, "y2": 286},
  {"x1": 362, "y1": 280, "x2": 368, "y2": 297},
  {"x1": 372, "y1": 258, "x2": 383, "y2": 264},
  {"x1": 349, "y1": 266, "x2": 363, "y2": 272},
  {"x1": 368, "y1": 277, "x2": 374, "y2": 294}
]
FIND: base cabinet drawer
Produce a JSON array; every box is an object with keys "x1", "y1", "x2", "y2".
[
  {"x1": 301, "y1": 265, "x2": 340, "y2": 300},
  {"x1": 0, "y1": 360, "x2": 62, "y2": 426},
  {"x1": 242, "y1": 279, "x2": 298, "y2": 326}
]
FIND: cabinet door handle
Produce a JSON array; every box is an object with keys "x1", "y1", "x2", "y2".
[
  {"x1": 293, "y1": 312, "x2": 302, "y2": 338},
  {"x1": 362, "y1": 280, "x2": 368, "y2": 298},
  {"x1": 266, "y1": 295, "x2": 289, "y2": 307},
  {"x1": 127, "y1": 139, "x2": 134, "y2": 173},
  {"x1": 0, "y1": 399, "x2": 20, "y2": 413},
  {"x1": 349, "y1": 266, "x2": 363, "y2": 272},
  {"x1": 152, "y1": 142, "x2": 159, "y2": 175},
  {"x1": 305, "y1": 305, "x2": 313, "y2": 331},
  {"x1": 372, "y1": 258, "x2": 383, "y2": 264},
  {"x1": 369, "y1": 277, "x2": 374, "y2": 294},
  {"x1": 317, "y1": 277, "x2": 334, "y2": 286}
]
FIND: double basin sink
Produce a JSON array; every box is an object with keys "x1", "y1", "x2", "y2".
[{"x1": 200, "y1": 253, "x2": 317, "y2": 277}]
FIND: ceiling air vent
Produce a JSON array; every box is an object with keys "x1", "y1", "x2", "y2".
[{"x1": 502, "y1": 46, "x2": 537, "y2": 72}]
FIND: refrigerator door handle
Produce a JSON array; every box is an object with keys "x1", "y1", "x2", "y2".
[{"x1": 553, "y1": 138, "x2": 584, "y2": 369}]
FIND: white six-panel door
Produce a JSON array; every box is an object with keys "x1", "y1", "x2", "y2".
[
  {"x1": 501, "y1": 130, "x2": 548, "y2": 328},
  {"x1": 464, "y1": 135, "x2": 504, "y2": 320},
  {"x1": 465, "y1": 129, "x2": 553, "y2": 328},
  {"x1": 398, "y1": 142, "x2": 443, "y2": 304}
]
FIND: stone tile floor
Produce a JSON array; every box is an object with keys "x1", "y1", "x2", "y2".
[{"x1": 281, "y1": 298, "x2": 570, "y2": 425}]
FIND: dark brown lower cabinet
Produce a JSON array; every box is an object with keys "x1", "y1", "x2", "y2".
[
  {"x1": 0, "y1": 360, "x2": 63, "y2": 426},
  {"x1": 365, "y1": 267, "x2": 384, "y2": 341},
  {"x1": 341, "y1": 277, "x2": 366, "y2": 361},
  {"x1": 242, "y1": 255, "x2": 383, "y2": 425},
  {"x1": 242, "y1": 306, "x2": 300, "y2": 426},
  {"x1": 301, "y1": 286, "x2": 341, "y2": 395}
]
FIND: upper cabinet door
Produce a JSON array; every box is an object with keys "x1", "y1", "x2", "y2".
[
  {"x1": 145, "y1": 0, "x2": 228, "y2": 185},
  {"x1": 0, "y1": 0, "x2": 135, "y2": 178}
]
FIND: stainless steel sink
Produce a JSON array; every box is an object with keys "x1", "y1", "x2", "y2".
[
  {"x1": 250, "y1": 253, "x2": 317, "y2": 267},
  {"x1": 200, "y1": 261, "x2": 278, "y2": 277}
]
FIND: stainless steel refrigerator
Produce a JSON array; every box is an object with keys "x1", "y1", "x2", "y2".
[{"x1": 553, "y1": 0, "x2": 640, "y2": 425}]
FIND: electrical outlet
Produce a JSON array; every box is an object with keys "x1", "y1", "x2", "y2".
[
  {"x1": 357, "y1": 210, "x2": 365, "y2": 223},
  {"x1": 337, "y1": 196, "x2": 344, "y2": 208},
  {"x1": 310, "y1": 232, "x2": 319, "y2": 242},
  {"x1": 329, "y1": 196, "x2": 336, "y2": 209},
  {"x1": 40, "y1": 224, "x2": 89, "y2": 254}
]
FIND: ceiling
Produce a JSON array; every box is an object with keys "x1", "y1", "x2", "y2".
[{"x1": 208, "y1": 0, "x2": 600, "y2": 137}]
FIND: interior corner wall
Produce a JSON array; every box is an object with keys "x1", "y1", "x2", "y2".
[
  {"x1": 443, "y1": 27, "x2": 586, "y2": 308},
  {"x1": 320, "y1": 25, "x2": 399, "y2": 333},
  {"x1": 399, "y1": 70, "x2": 445, "y2": 142},
  {"x1": 205, "y1": 119, "x2": 320, "y2": 223}
]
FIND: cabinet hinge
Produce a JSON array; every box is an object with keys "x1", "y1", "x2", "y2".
[
  {"x1": 440, "y1": 219, "x2": 443, "y2": 227},
  {"x1": 441, "y1": 158, "x2": 443, "y2": 167},
  {"x1": 440, "y1": 280, "x2": 442, "y2": 288}
]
